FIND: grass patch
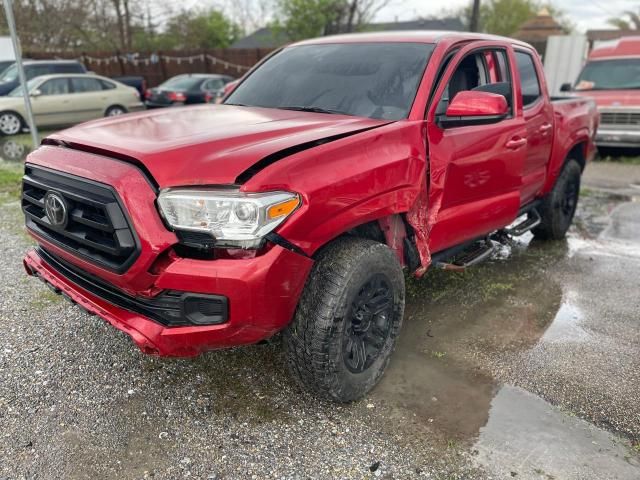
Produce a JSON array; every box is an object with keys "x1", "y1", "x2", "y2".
[
  {"x1": 596, "y1": 155, "x2": 640, "y2": 165},
  {"x1": 0, "y1": 163, "x2": 23, "y2": 199},
  {"x1": 30, "y1": 288, "x2": 64, "y2": 309}
]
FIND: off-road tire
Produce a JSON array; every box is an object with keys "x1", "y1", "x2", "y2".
[
  {"x1": 284, "y1": 237, "x2": 405, "y2": 403},
  {"x1": 533, "y1": 159, "x2": 581, "y2": 240}
]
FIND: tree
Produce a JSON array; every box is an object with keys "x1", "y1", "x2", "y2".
[
  {"x1": 480, "y1": 0, "x2": 537, "y2": 36},
  {"x1": 607, "y1": 9, "x2": 640, "y2": 30},
  {"x1": 273, "y1": 0, "x2": 390, "y2": 41},
  {"x1": 451, "y1": 0, "x2": 570, "y2": 36},
  {"x1": 162, "y1": 8, "x2": 240, "y2": 49}
]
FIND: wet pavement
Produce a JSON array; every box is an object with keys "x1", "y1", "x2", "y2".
[
  {"x1": 0, "y1": 146, "x2": 639, "y2": 478},
  {"x1": 373, "y1": 181, "x2": 640, "y2": 478}
]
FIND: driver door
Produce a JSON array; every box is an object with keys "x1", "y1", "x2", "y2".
[{"x1": 426, "y1": 43, "x2": 528, "y2": 253}]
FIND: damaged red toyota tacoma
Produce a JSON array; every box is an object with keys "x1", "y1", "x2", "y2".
[{"x1": 22, "y1": 32, "x2": 598, "y2": 402}]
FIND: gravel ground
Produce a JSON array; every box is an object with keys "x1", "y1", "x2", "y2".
[
  {"x1": 1, "y1": 161, "x2": 639, "y2": 479},
  {"x1": 0, "y1": 196, "x2": 477, "y2": 479}
]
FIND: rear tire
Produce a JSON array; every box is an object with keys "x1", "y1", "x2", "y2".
[
  {"x1": 284, "y1": 237, "x2": 405, "y2": 403},
  {"x1": 532, "y1": 159, "x2": 581, "y2": 240}
]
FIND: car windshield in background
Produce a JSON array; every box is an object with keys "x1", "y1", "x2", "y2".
[
  {"x1": 160, "y1": 76, "x2": 203, "y2": 90},
  {"x1": 0, "y1": 64, "x2": 18, "y2": 82},
  {"x1": 8, "y1": 78, "x2": 39, "y2": 97},
  {"x1": 225, "y1": 42, "x2": 435, "y2": 121},
  {"x1": 575, "y1": 59, "x2": 640, "y2": 91}
]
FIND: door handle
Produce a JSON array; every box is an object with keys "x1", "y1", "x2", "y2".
[
  {"x1": 506, "y1": 137, "x2": 527, "y2": 149},
  {"x1": 539, "y1": 123, "x2": 552, "y2": 133}
]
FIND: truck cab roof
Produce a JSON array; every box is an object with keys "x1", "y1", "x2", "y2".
[
  {"x1": 291, "y1": 30, "x2": 535, "y2": 50},
  {"x1": 589, "y1": 36, "x2": 640, "y2": 60}
]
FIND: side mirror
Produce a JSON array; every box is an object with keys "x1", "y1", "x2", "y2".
[
  {"x1": 440, "y1": 91, "x2": 509, "y2": 128},
  {"x1": 560, "y1": 83, "x2": 572, "y2": 92},
  {"x1": 30, "y1": 89, "x2": 42, "y2": 97}
]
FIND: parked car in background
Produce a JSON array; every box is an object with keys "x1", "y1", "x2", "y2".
[
  {"x1": 217, "y1": 78, "x2": 240, "y2": 103},
  {"x1": 562, "y1": 36, "x2": 640, "y2": 152},
  {"x1": 0, "y1": 74, "x2": 143, "y2": 135},
  {"x1": 145, "y1": 74, "x2": 234, "y2": 108},
  {"x1": 21, "y1": 32, "x2": 597, "y2": 402},
  {"x1": 0, "y1": 60, "x2": 87, "y2": 96},
  {"x1": 0, "y1": 59, "x2": 30, "y2": 75},
  {"x1": 112, "y1": 75, "x2": 147, "y2": 100}
]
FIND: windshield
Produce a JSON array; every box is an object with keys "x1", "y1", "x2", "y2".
[
  {"x1": 8, "y1": 78, "x2": 39, "y2": 97},
  {"x1": 0, "y1": 64, "x2": 17, "y2": 82},
  {"x1": 225, "y1": 42, "x2": 435, "y2": 120},
  {"x1": 160, "y1": 76, "x2": 203, "y2": 91},
  {"x1": 575, "y1": 59, "x2": 640, "y2": 91}
]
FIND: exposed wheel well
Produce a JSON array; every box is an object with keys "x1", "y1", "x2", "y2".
[
  {"x1": 567, "y1": 142, "x2": 587, "y2": 171},
  {"x1": 343, "y1": 215, "x2": 421, "y2": 271}
]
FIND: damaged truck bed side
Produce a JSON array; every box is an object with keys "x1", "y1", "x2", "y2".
[{"x1": 22, "y1": 31, "x2": 598, "y2": 402}]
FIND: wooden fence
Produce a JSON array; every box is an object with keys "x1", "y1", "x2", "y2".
[{"x1": 24, "y1": 48, "x2": 274, "y2": 87}]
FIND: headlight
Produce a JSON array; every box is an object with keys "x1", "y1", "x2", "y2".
[{"x1": 157, "y1": 188, "x2": 300, "y2": 248}]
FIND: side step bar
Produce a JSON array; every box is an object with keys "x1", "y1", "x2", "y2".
[
  {"x1": 503, "y1": 208, "x2": 541, "y2": 236},
  {"x1": 430, "y1": 203, "x2": 542, "y2": 272},
  {"x1": 434, "y1": 238, "x2": 495, "y2": 272}
]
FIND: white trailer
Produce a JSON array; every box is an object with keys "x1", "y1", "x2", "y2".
[{"x1": 0, "y1": 35, "x2": 16, "y2": 60}]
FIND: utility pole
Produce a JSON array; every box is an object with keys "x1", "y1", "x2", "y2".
[
  {"x1": 470, "y1": 0, "x2": 481, "y2": 32},
  {"x1": 2, "y1": 0, "x2": 38, "y2": 146}
]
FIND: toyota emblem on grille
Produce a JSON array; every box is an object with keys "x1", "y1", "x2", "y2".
[{"x1": 44, "y1": 191, "x2": 68, "y2": 228}]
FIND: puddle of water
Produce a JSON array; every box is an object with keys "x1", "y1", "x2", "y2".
[
  {"x1": 540, "y1": 301, "x2": 590, "y2": 344},
  {"x1": 374, "y1": 241, "x2": 565, "y2": 442},
  {"x1": 474, "y1": 385, "x2": 640, "y2": 480},
  {"x1": 372, "y1": 194, "x2": 640, "y2": 475},
  {"x1": 601, "y1": 202, "x2": 640, "y2": 244}
]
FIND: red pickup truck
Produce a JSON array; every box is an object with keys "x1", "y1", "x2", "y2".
[
  {"x1": 561, "y1": 36, "x2": 640, "y2": 151},
  {"x1": 22, "y1": 32, "x2": 598, "y2": 402}
]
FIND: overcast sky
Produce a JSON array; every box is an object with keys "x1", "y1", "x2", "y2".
[{"x1": 374, "y1": 0, "x2": 639, "y2": 32}]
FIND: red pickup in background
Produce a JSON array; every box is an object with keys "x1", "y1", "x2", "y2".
[{"x1": 562, "y1": 36, "x2": 640, "y2": 152}]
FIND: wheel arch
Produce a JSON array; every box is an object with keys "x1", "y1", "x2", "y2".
[
  {"x1": 324, "y1": 213, "x2": 420, "y2": 272},
  {"x1": 566, "y1": 140, "x2": 587, "y2": 172}
]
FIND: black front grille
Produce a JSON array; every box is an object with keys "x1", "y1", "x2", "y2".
[
  {"x1": 22, "y1": 165, "x2": 139, "y2": 273},
  {"x1": 600, "y1": 111, "x2": 640, "y2": 126}
]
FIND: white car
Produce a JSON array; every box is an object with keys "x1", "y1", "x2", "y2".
[{"x1": 0, "y1": 74, "x2": 144, "y2": 135}]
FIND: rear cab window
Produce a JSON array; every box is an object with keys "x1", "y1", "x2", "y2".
[{"x1": 514, "y1": 51, "x2": 542, "y2": 107}]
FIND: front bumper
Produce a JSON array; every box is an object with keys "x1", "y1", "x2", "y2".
[
  {"x1": 24, "y1": 244, "x2": 313, "y2": 357},
  {"x1": 596, "y1": 128, "x2": 640, "y2": 148}
]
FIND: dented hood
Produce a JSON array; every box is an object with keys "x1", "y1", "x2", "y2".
[{"x1": 48, "y1": 105, "x2": 387, "y2": 188}]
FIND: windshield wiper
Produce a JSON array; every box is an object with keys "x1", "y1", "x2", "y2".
[{"x1": 277, "y1": 106, "x2": 350, "y2": 115}]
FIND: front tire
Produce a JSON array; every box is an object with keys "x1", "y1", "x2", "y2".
[
  {"x1": 284, "y1": 237, "x2": 405, "y2": 402},
  {"x1": 533, "y1": 159, "x2": 581, "y2": 240},
  {"x1": 0, "y1": 112, "x2": 24, "y2": 136}
]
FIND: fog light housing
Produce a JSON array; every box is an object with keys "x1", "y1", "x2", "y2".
[{"x1": 181, "y1": 294, "x2": 228, "y2": 325}]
